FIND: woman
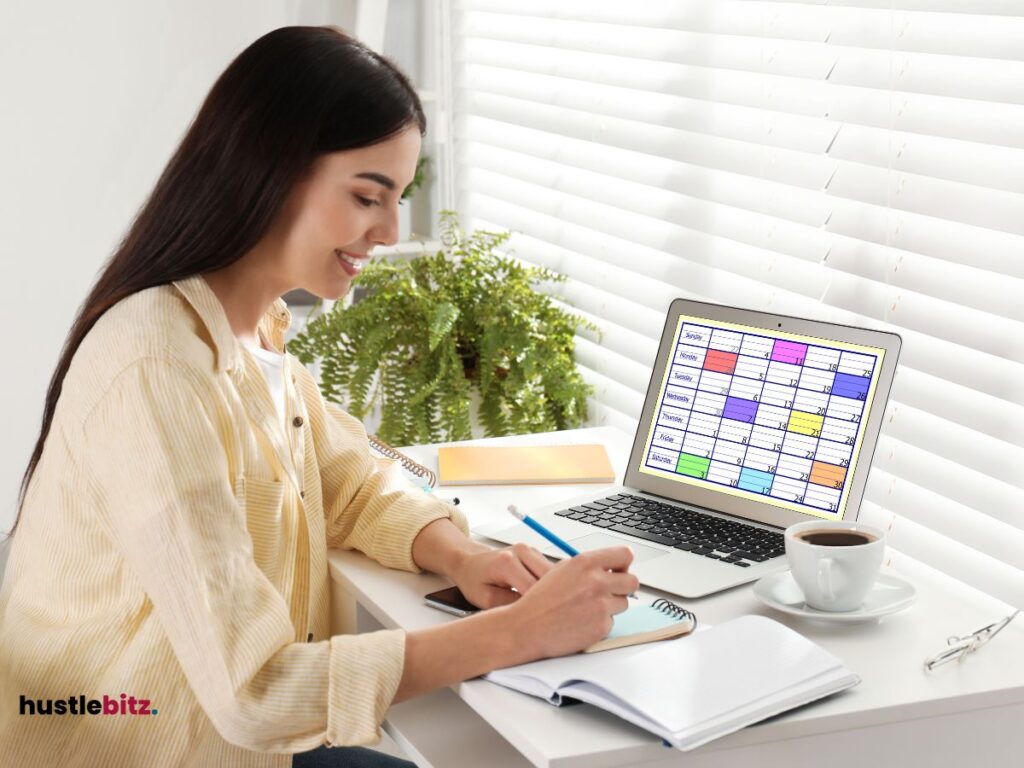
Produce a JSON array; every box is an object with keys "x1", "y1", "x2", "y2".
[{"x1": 0, "y1": 26, "x2": 637, "y2": 768}]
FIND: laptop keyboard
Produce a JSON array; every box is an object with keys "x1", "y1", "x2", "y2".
[{"x1": 554, "y1": 494, "x2": 785, "y2": 567}]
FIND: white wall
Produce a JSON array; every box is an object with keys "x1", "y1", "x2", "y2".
[{"x1": 0, "y1": 0, "x2": 360, "y2": 534}]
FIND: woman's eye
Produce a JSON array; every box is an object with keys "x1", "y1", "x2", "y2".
[{"x1": 355, "y1": 195, "x2": 380, "y2": 208}]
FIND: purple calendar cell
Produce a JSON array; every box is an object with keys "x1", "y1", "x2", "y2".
[
  {"x1": 831, "y1": 372, "x2": 870, "y2": 401},
  {"x1": 771, "y1": 340, "x2": 808, "y2": 366},
  {"x1": 722, "y1": 396, "x2": 758, "y2": 424}
]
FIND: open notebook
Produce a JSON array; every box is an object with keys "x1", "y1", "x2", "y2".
[{"x1": 485, "y1": 615, "x2": 859, "y2": 752}]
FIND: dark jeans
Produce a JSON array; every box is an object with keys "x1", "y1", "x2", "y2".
[{"x1": 292, "y1": 745, "x2": 415, "y2": 768}]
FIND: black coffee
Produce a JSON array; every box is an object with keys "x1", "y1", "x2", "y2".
[{"x1": 796, "y1": 530, "x2": 876, "y2": 547}]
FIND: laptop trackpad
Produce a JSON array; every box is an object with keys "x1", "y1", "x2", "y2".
[{"x1": 546, "y1": 533, "x2": 668, "y2": 563}]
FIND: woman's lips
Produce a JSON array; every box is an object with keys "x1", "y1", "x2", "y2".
[{"x1": 335, "y1": 249, "x2": 366, "y2": 277}]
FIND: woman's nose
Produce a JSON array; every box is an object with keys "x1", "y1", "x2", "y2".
[{"x1": 370, "y1": 205, "x2": 400, "y2": 247}]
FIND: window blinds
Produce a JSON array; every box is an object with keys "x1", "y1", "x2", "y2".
[{"x1": 449, "y1": 0, "x2": 1024, "y2": 606}]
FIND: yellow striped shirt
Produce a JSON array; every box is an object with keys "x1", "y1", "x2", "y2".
[{"x1": 0, "y1": 275, "x2": 467, "y2": 766}]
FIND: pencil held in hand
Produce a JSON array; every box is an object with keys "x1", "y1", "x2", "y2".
[{"x1": 507, "y1": 505, "x2": 638, "y2": 598}]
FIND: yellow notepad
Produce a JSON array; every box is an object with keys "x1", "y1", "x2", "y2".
[
  {"x1": 585, "y1": 598, "x2": 697, "y2": 653},
  {"x1": 437, "y1": 444, "x2": 615, "y2": 486}
]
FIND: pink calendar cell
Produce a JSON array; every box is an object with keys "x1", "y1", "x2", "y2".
[{"x1": 771, "y1": 340, "x2": 809, "y2": 366}]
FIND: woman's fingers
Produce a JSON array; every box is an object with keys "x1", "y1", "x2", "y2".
[
  {"x1": 492, "y1": 549, "x2": 541, "y2": 595},
  {"x1": 604, "y1": 570, "x2": 641, "y2": 599},
  {"x1": 511, "y1": 543, "x2": 554, "y2": 581}
]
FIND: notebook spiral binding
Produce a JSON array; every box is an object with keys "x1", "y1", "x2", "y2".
[
  {"x1": 651, "y1": 598, "x2": 698, "y2": 629},
  {"x1": 368, "y1": 434, "x2": 437, "y2": 489}
]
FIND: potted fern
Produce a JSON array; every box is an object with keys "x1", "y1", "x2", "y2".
[{"x1": 288, "y1": 212, "x2": 594, "y2": 445}]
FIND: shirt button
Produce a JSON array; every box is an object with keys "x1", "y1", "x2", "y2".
[
  {"x1": 293, "y1": 416, "x2": 304, "y2": 428},
  {"x1": 300, "y1": 490, "x2": 305, "y2": 499}
]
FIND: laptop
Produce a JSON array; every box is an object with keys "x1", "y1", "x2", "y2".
[{"x1": 477, "y1": 298, "x2": 901, "y2": 598}]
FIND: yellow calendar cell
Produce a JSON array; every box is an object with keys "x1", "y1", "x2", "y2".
[{"x1": 787, "y1": 410, "x2": 824, "y2": 437}]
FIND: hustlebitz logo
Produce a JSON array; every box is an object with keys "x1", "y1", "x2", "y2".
[{"x1": 19, "y1": 694, "x2": 158, "y2": 716}]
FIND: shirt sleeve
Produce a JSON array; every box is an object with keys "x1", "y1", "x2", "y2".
[
  {"x1": 82, "y1": 358, "x2": 405, "y2": 751},
  {"x1": 299, "y1": 373, "x2": 470, "y2": 570}
]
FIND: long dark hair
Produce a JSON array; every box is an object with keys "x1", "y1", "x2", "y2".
[{"x1": 6, "y1": 26, "x2": 425, "y2": 539}]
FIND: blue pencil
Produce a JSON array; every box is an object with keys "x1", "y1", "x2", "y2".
[
  {"x1": 507, "y1": 504, "x2": 580, "y2": 556},
  {"x1": 507, "y1": 504, "x2": 638, "y2": 598}
]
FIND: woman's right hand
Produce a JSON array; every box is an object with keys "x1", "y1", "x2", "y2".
[{"x1": 505, "y1": 546, "x2": 640, "y2": 660}]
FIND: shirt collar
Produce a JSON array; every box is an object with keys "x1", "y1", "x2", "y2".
[{"x1": 172, "y1": 274, "x2": 293, "y2": 376}]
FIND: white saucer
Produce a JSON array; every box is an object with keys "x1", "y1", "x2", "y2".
[{"x1": 753, "y1": 570, "x2": 917, "y2": 622}]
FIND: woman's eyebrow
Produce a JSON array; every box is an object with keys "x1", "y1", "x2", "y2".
[{"x1": 354, "y1": 171, "x2": 396, "y2": 191}]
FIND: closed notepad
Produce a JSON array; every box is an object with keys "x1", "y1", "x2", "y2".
[
  {"x1": 438, "y1": 444, "x2": 615, "y2": 485},
  {"x1": 585, "y1": 598, "x2": 697, "y2": 653}
]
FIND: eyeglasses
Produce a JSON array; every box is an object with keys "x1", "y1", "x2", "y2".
[{"x1": 924, "y1": 609, "x2": 1020, "y2": 672}]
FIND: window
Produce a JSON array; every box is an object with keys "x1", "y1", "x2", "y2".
[{"x1": 450, "y1": 0, "x2": 1024, "y2": 605}]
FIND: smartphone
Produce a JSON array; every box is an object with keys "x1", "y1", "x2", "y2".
[{"x1": 424, "y1": 586, "x2": 480, "y2": 617}]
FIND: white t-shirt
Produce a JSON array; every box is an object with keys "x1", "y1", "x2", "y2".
[{"x1": 241, "y1": 337, "x2": 286, "y2": 425}]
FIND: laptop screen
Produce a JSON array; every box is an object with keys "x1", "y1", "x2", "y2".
[{"x1": 637, "y1": 313, "x2": 888, "y2": 522}]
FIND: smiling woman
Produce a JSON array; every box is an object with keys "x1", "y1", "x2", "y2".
[{"x1": 0, "y1": 24, "x2": 638, "y2": 768}]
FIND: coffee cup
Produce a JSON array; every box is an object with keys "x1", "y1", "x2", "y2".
[{"x1": 784, "y1": 520, "x2": 885, "y2": 612}]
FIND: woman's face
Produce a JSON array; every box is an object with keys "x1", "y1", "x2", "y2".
[{"x1": 272, "y1": 124, "x2": 422, "y2": 301}]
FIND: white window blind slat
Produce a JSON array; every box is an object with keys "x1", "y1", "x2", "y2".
[
  {"x1": 858, "y1": 502, "x2": 1024, "y2": 609},
  {"x1": 458, "y1": 37, "x2": 1024, "y2": 149},
  {"x1": 452, "y1": 0, "x2": 1024, "y2": 601},
  {"x1": 466, "y1": 187, "x2": 1024, "y2": 408},
  {"x1": 461, "y1": 134, "x2": 1024, "y2": 321},
  {"x1": 873, "y1": 436, "x2": 1024, "y2": 529},
  {"x1": 864, "y1": 469, "x2": 1024, "y2": 573},
  {"x1": 460, "y1": 91, "x2": 1024, "y2": 235}
]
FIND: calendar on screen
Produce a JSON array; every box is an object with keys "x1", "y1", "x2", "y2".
[{"x1": 638, "y1": 315, "x2": 887, "y2": 520}]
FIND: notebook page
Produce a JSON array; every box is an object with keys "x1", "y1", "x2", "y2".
[
  {"x1": 605, "y1": 605, "x2": 685, "y2": 640},
  {"x1": 562, "y1": 615, "x2": 849, "y2": 736},
  {"x1": 486, "y1": 641, "x2": 653, "y2": 694}
]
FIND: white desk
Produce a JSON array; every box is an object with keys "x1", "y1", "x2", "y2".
[{"x1": 329, "y1": 427, "x2": 1024, "y2": 767}]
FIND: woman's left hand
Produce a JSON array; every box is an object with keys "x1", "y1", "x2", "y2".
[{"x1": 450, "y1": 542, "x2": 554, "y2": 609}]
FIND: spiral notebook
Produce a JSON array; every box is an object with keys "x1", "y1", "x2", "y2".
[
  {"x1": 485, "y1": 614, "x2": 859, "y2": 752},
  {"x1": 368, "y1": 435, "x2": 437, "y2": 489},
  {"x1": 585, "y1": 598, "x2": 696, "y2": 653}
]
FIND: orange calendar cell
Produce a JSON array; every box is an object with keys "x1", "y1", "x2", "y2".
[
  {"x1": 810, "y1": 461, "x2": 847, "y2": 490},
  {"x1": 703, "y1": 349, "x2": 738, "y2": 375}
]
